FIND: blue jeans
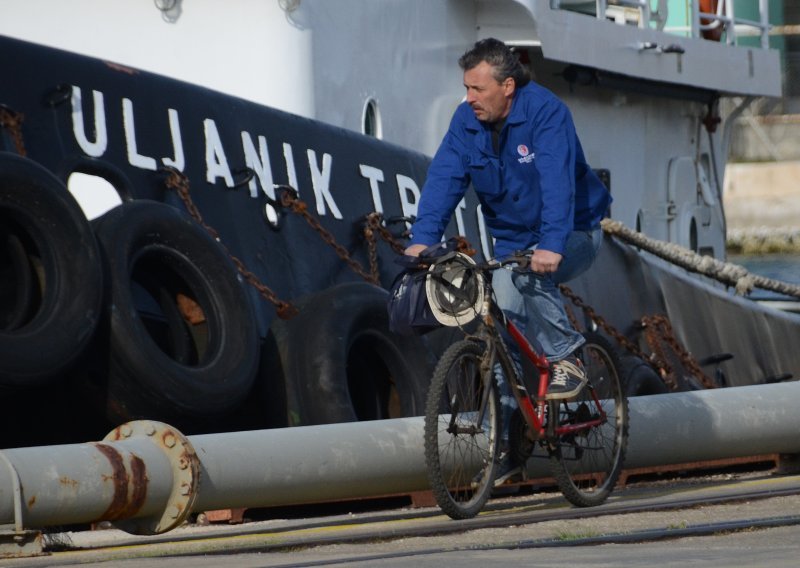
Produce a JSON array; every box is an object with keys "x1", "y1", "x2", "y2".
[{"x1": 492, "y1": 229, "x2": 602, "y2": 446}]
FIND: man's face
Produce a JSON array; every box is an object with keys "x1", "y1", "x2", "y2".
[{"x1": 463, "y1": 61, "x2": 515, "y2": 123}]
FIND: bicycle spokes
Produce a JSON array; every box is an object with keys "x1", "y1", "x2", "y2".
[
  {"x1": 548, "y1": 333, "x2": 628, "y2": 508},
  {"x1": 424, "y1": 340, "x2": 500, "y2": 520}
]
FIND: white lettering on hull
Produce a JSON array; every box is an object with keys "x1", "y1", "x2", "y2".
[
  {"x1": 204, "y1": 118, "x2": 234, "y2": 187},
  {"x1": 66, "y1": 85, "x2": 492, "y2": 256},
  {"x1": 454, "y1": 197, "x2": 466, "y2": 237},
  {"x1": 396, "y1": 174, "x2": 419, "y2": 229},
  {"x1": 163, "y1": 108, "x2": 185, "y2": 171},
  {"x1": 358, "y1": 164, "x2": 384, "y2": 214},
  {"x1": 123, "y1": 98, "x2": 157, "y2": 171},
  {"x1": 307, "y1": 149, "x2": 342, "y2": 219},
  {"x1": 242, "y1": 132, "x2": 274, "y2": 199},
  {"x1": 71, "y1": 87, "x2": 108, "y2": 158},
  {"x1": 283, "y1": 142, "x2": 299, "y2": 194},
  {"x1": 476, "y1": 204, "x2": 493, "y2": 260}
]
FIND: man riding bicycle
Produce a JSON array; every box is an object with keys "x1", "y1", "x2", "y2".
[{"x1": 404, "y1": 38, "x2": 611, "y2": 483}]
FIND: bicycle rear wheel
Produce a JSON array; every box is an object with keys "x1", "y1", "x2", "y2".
[
  {"x1": 424, "y1": 339, "x2": 499, "y2": 519},
  {"x1": 548, "y1": 332, "x2": 628, "y2": 507}
]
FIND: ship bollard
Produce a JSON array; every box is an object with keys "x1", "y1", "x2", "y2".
[{"x1": 3, "y1": 382, "x2": 800, "y2": 557}]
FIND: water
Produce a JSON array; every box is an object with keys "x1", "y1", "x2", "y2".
[{"x1": 727, "y1": 253, "x2": 800, "y2": 300}]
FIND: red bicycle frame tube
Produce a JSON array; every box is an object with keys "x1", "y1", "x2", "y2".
[
  {"x1": 503, "y1": 315, "x2": 607, "y2": 438},
  {"x1": 504, "y1": 318, "x2": 550, "y2": 431},
  {"x1": 555, "y1": 383, "x2": 607, "y2": 436}
]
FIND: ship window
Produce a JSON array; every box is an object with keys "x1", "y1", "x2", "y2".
[
  {"x1": 362, "y1": 98, "x2": 382, "y2": 139},
  {"x1": 67, "y1": 172, "x2": 123, "y2": 220}
]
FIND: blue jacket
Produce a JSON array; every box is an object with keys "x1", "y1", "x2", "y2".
[{"x1": 409, "y1": 81, "x2": 611, "y2": 259}]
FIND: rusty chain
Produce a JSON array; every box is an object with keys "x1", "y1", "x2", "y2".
[
  {"x1": 277, "y1": 187, "x2": 379, "y2": 284},
  {"x1": 560, "y1": 284, "x2": 715, "y2": 391},
  {"x1": 364, "y1": 212, "x2": 407, "y2": 256},
  {"x1": 641, "y1": 314, "x2": 717, "y2": 389},
  {"x1": 161, "y1": 174, "x2": 419, "y2": 316},
  {"x1": 0, "y1": 106, "x2": 27, "y2": 156},
  {"x1": 162, "y1": 168, "x2": 299, "y2": 319},
  {"x1": 559, "y1": 285, "x2": 648, "y2": 360},
  {"x1": 163, "y1": 170, "x2": 486, "y2": 322},
  {"x1": 364, "y1": 212, "x2": 406, "y2": 281},
  {"x1": 365, "y1": 223, "x2": 379, "y2": 282}
]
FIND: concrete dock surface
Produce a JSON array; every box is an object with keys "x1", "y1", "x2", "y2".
[{"x1": 5, "y1": 467, "x2": 800, "y2": 567}]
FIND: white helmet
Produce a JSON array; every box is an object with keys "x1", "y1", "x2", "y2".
[{"x1": 425, "y1": 252, "x2": 485, "y2": 327}]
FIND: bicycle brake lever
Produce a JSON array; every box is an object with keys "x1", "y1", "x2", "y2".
[{"x1": 507, "y1": 251, "x2": 533, "y2": 272}]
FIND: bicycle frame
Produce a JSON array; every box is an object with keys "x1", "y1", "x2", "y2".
[
  {"x1": 478, "y1": 274, "x2": 608, "y2": 444},
  {"x1": 423, "y1": 254, "x2": 628, "y2": 518}
]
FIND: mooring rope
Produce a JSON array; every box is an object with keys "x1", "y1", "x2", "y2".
[{"x1": 601, "y1": 218, "x2": 800, "y2": 299}]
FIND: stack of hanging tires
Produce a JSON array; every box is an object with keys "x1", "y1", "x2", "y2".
[
  {"x1": 0, "y1": 152, "x2": 431, "y2": 447},
  {"x1": 0, "y1": 152, "x2": 262, "y2": 443},
  {"x1": 1, "y1": 152, "x2": 108, "y2": 446},
  {"x1": 261, "y1": 281, "x2": 431, "y2": 427}
]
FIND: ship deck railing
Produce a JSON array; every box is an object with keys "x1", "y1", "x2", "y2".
[{"x1": 552, "y1": 0, "x2": 772, "y2": 50}]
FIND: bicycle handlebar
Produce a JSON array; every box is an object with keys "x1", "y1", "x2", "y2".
[
  {"x1": 399, "y1": 248, "x2": 535, "y2": 274},
  {"x1": 481, "y1": 251, "x2": 536, "y2": 272}
]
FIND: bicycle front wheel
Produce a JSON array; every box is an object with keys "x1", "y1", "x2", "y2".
[
  {"x1": 424, "y1": 339, "x2": 500, "y2": 520},
  {"x1": 548, "y1": 332, "x2": 628, "y2": 507}
]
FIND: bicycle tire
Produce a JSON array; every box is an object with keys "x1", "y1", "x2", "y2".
[
  {"x1": 548, "y1": 331, "x2": 628, "y2": 507},
  {"x1": 424, "y1": 339, "x2": 500, "y2": 520}
]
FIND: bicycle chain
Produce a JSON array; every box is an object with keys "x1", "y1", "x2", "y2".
[{"x1": 0, "y1": 105, "x2": 27, "y2": 156}]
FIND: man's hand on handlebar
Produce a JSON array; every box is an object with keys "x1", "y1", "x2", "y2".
[
  {"x1": 529, "y1": 249, "x2": 562, "y2": 274},
  {"x1": 404, "y1": 244, "x2": 428, "y2": 257}
]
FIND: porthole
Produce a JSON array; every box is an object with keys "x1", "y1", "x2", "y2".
[{"x1": 362, "y1": 98, "x2": 382, "y2": 139}]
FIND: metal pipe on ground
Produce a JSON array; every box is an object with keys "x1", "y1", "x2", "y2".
[
  {"x1": 1, "y1": 382, "x2": 799, "y2": 538},
  {"x1": 0, "y1": 420, "x2": 200, "y2": 538}
]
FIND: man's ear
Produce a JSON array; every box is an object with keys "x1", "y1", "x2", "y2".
[{"x1": 503, "y1": 77, "x2": 515, "y2": 96}]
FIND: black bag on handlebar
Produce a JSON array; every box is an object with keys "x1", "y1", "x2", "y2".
[
  {"x1": 387, "y1": 239, "x2": 475, "y2": 336},
  {"x1": 387, "y1": 264, "x2": 440, "y2": 336}
]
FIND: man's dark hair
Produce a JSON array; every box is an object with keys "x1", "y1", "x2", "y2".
[{"x1": 458, "y1": 38, "x2": 531, "y2": 88}]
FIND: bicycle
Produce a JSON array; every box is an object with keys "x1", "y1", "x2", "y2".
[{"x1": 420, "y1": 249, "x2": 629, "y2": 520}]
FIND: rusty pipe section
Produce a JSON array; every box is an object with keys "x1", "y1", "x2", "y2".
[
  {"x1": 2, "y1": 382, "x2": 800, "y2": 535},
  {"x1": 0, "y1": 421, "x2": 198, "y2": 535}
]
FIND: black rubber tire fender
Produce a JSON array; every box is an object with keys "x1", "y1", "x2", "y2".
[
  {"x1": 0, "y1": 229, "x2": 35, "y2": 331},
  {"x1": 265, "y1": 282, "x2": 432, "y2": 426},
  {"x1": 92, "y1": 200, "x2": 259, "y2": 420},
  {"x1": 620, "y1": 354, "x2": 670, "y2": 396},
  {"x1": 0, "y1": 152, "x2": 103, "y2": 387}
]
